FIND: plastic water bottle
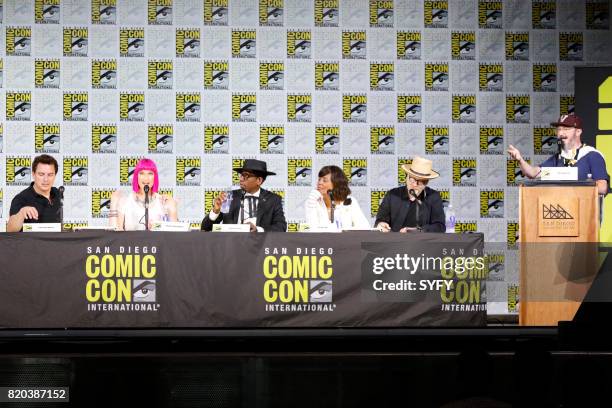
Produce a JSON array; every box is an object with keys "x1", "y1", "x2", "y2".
[
  {"x1": 220, "y1": 190, "x2": 233, "y2": 213},
  {"x1": 445, "y1": 205, "x2": 456, "y2": 233}
]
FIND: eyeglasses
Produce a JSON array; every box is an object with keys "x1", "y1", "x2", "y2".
[
  {"x1": 240, "y1": 172, "x2": 259, "y2": 180},
  {"x1": 408, "y1": 177, "x2": 427, "y2": 185}
]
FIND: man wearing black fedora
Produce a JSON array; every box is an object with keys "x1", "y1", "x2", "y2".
[{"x1": 201, "y1": 159, "x2": 287, "y2": 232}]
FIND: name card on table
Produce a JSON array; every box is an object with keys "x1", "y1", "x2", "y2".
[
  {"x1": 151, "y1": 222, "x2": 191, "y2": 232},
  {"x1": 23, "y1": 223, "x2": 62, "y2": 232},
  {"x1": 541, "y1": 167, "x2": 578, "y2": 181},
  {"x1": 212, "y1": 224, "x2": 251, "y2": 232},
  {"x1": 298, "y1": 223, "x2": 341, "y2": 233}
]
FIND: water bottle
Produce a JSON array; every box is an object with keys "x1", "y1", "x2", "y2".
[
  {"x1": 220, "y1": 190, "x2": 233, "y2": 213},
  {"x1": 445, "y1": 205, "x2": 456, "y2": 233}
]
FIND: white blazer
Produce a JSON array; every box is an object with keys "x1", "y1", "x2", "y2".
[{"x1": 305, "y1": 190, "x2": 370, "y2": 229}]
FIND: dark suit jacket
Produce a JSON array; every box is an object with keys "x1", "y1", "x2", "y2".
[
  {"x1": 374, "y1": 186, "x2": 445, "y2": 232},
  {"x1": 201, "y1": 188, "x2": 287, "y2": 232}
]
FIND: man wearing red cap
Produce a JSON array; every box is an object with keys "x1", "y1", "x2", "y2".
[{"x1": 508, "y1": 113, "x2": 609, "y2": 195}]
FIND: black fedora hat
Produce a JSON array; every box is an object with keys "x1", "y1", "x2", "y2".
[{"x1": 233, "y1": 159, "x2": 276, "y2": 176}]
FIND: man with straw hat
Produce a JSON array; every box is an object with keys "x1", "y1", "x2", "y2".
[{"x1": 375, "y1": 156, "x2": 445, "y2": 233}]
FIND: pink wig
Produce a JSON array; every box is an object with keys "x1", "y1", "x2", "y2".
[{"x1": 132, "y1": 158, "x2": 159, "y2": 193}]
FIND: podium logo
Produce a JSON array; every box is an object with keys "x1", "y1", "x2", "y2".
[
  {"x1": 505, "y1": 32, "x2": 529, "y2": 60},
  {"x1": 533, "y1": 127, "x2": 557, "y2": 155},
  {"x1": 397, "y1": 95, "x2": 421, "y2": 123},
  {"x1": 288, "y1": 158, "x2": 312, "y2": 186},
  {"x1": 532, "y1": 0, "x2": 556, "y2": 29},
  {"x1": 35, "y1": 0, "x2": 60, "y2": 24},
  {"x1": 507, "y1": 158, "x2": 530, "y2": 186},
  {"x1": 314, "y1": 0, "x2": 339, "y2": 27},
  {"x1": 34, "y1": 124, "x2": 61, "y2": 153},
  {"x1": 63, "y1": 92, "x2": 88, "y2": 121},
  {"x1": 34, "y1": 59, "x2": 60, "y2": 88},
  {"x1": 148, "y1": 125, "x2": 174, "y2": 154},
  {"x1": 370, "y1": 126, "x2": 395, "y2": 154},
  {"x1": 231, "y1": 30, "x2": 256, "y2": 58},
  {"x1": 148, "y1": 0, "x2": 173, "y2": 25},
  {"x1": 120, "y1": 157, "x2": 143, "y2": 186},
  {"x1": 148, "y1": 60, "x2": 173, "y2": 89},
  {"x1": 560, "y1": 95, "x2": 575, "y2": 116},
  {"x1": 92, "y1": 124, "x2": 117, "y2": 153},
  {"x1": 479, "y1": 126, "x2": 504, "y2": 155},
  {"x1": 204, "y1": 0, "x2": 228, "y2": 25},
  {"x1": 204, "y1": 125, "x2": 230, "y2": 154},
  {"x1": 397, "y1": 158, "x2": 412, "y2": 185},
  {"x1": 480, "y1": 190, "x2": 504, "y2": 218},
  {"x1": 176, "y1": 29, "x2": 200, "y2": 57},
  {"x1": 451, "y1": 31, "x2": 476, "y2": 60},
  {"x1": 542, "y1": 203, "x2": 573, "y2": 219},
  {"x1": 452, "y1": 158, "x2": 477, "y2": 186},
  {"x1": 559, "y1": 32, "x2": 583, "y2": 61},
  {"x1": 425, "y1": 63, "x2": 449, "y2": 91},
  {"x1": 6, "y1": 27, "x2": 32, "y2": 56},
  {"x1": 91, "y1": 189, "x2": 114, "y2": 218},
  {"x1": 425, "y1": 126, "x2": 450, "y2": 155},
  {"x1": 63, "y1": 27, "x2": 88, "y2": 56},
  {"x1": 370, "y1": 62, "x2": 394, "y2": 91},
  {"x1": 506, "y1": 95, "x2": 530, "y2": 123},
  {"x1": 6, "y1": 157, "x2": 32, "y2": 186},
  {"x1": 342, "y1": 31, "x2": 366, "y2": 59},
  {"x1": 92, "y1": 0, "x2": 117, "y2": 24},
  {"x1": 452, "y1": 95, "x2": 476, "y2": 123},
  {"x1": 454, "y1": 221, "x2": 477, "y2": 233},
  {"x1": 533, "y1": 64, "x2": 556, "y2": 92},
  {"x1": 287, "y1": 94, "x2": 312, "y2": 122},
  {"x1": 63, "y1": 157, "x2": 88, "y2": 186},
  {"x1": 120, "y1": 28, "x2": 145, "y2": 57},
  {"x1": 287, "y1": 30, "x2": 311, "y2": 59},
  {"x1": 343, "y1": 158, "x2": 367, "y2": 186},
  {"x1": 342, "y1": 94, "x2": 367, "y2": 122},
  {"x1": 424, "y1": 0, "x2": 448, "y2": 28},
  {"x1": 120, "y1": 93, "x2": 145, "y2": 121},
  {"x1": 586, "y1": 0, "x2": 609, "y2": 29},
  {"x1": 176, "y1": 157, "x2": 201, "y2": 186},
  {"x1": 6, "y1": 92, "x2": 31, "y2": 121},
  {"x1": 260, "y1": 125, "x2": 285, "y2": 154},
  {"x1": 370, "y1": 190, "x2": 386, "y2": 217},
  {"x1": 478, "y1": 0, "x2": 502, "y2": 28},
  {"x1": 259, "y1": 0, "x2": 283, "y2": 26},
  {"x1": 479, "y1": 63, "x2": 503, "y2": 91},
  {"x1": 397, "y1": 31, "x2": 421, "y2": 59},
  {"x1": 204, "y1": 190, "x2": 224, "y2": 214},
  {"x1": 315, "y1": 126, "x2": 340, "y2": 154},
  {"x1": 260, "y1": 61, "x2": 284, "y2": 90},
  {"x1": 315, "y1": 62, "x2": 339, "y2": 90},
  {"x1": 204, "y1": 60, "x2": 229, "y2": 89},
  {"x1": 92, "y1": 59, "x2": 117, "y2": 89},
  {"x1": 232, "y1": 93, "x2": 257, "y2": 122},
  {"x1": 507, "y1": 222, "x2": 519, "y2": 249},
  {"x1": 370, "y1": 0, "x2": 394, "y2": 27}
]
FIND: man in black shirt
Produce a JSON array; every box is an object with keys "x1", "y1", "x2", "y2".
[{"x1": 7, "y1": 154, "x2": 62, "y2": 232}]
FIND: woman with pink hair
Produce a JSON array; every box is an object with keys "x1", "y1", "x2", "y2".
[{"x1": 109, "y1": 158, "x2": 178, "y2": 230}]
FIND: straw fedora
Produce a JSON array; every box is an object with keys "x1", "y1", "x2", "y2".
[{"x1": 401, "y1": 156, "x2": 440, "y2": 180}]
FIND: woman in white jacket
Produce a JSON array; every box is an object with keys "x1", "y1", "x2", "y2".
[{"x1": 305, "y1": 165, "x2": 370, "y2": 229}]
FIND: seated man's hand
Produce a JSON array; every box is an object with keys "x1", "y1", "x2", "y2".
[
  {"x1": 247, "y1": 222, "x2": 257, "y2": 232},
  {"x1": 399, "y1": 227, "x2": 418, "y2": 233},
  {"x1": 20, "y1": 206, "x2": 39, "y2": 220},
  {"x1": 377, "y1": 222, "x2": 391, "y2": 232},
  {"x1": 212, "y1": 192, "x2": 226, "y2": 214}
]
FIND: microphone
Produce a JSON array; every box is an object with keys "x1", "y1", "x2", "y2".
[
  {"x1": 143, "y1": 185, "x2": 150, "y2": 231},
  {"x1": 240, "y1": 189, "x2": 246, "y2": 224},
  {"x1": 328, "y1": 190, "x2": 335, "y2": 223},
  {"x1": 58, "y1": 186, "x2": 65, "y2": 227}
]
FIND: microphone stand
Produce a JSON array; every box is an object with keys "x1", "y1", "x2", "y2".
[
  {"x1": 240, "y1": 190, "x2": 246, "y2": 224},
  {"x1": 144, "y1": 185, "x2": 150, "y2": 231}
]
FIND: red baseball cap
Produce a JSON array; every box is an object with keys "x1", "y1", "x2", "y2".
[{"x1": 550, "y1": 113, "x2": 583, "y2": 129}]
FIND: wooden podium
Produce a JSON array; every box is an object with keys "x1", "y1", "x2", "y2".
[{"x1": 519, "y1": 181, "x2": 600, "y2": 326}]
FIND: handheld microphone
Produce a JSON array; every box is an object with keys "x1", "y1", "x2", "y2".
[
  {"x1": 328, "y1": 190, "x2": 335, "y2": 223},
  {"x1": 240, "y1": 189, "x2": 246, "y2": 224},
  {"x1": 58, "y1": 186, "x2": 65, "y2": 226},
  {"x1": 143, "y1": 185, "x2": 150, "y2": 231}
]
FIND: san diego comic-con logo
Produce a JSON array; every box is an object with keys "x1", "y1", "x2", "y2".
[
  {"x1": 120, "y1": 93, "x2": 145, "y2": 121},
  {"x1": 63, "y1": 221, "x2": 88, "y2": 231},
  {"x1": 259, "y1": 0, "x2": 283, "y2": 26},
  {"x1": 176, "y1": 29, "x2": 200, "y2": 57},
  {"x1": 451, "y1": 31, "x2": 476, "y2": 60},
  {"x1": 0, "y1": 59, "x2": 3, "y2": 88},
  {"x1": 586, "y1": 0, "x2": 609, "y2": 29},
  {"x1": 91, "y1": 189, "x2": 114, "y2": 218},
  {"x1": 479, "y1": 126, "x2": 504, "y2": 155},
  {"x1": 370, "y1": 189, "x2": 386, "y2": 217},
  {"x1": 343, "y1": 158, "x2": 367, "y2": 186},
  {"x1": 120, "y1": 28, "x2": 145, "y2": 57},
  {"x1": 34, "y1": 123, "x2": 60, "y2": 153},
  {"x1": 34, "y1": 59, "x2": 60, "y2": 88},
  {"x1": 287, "y1": 158, "x2": 312, "y2": 186},
  {"x1": 0, "y1": 124, "x2": 3, "y2": 153},
  {"x1": 232, "y1": 93, "x2": 257, "y2": 122},
  {"x1": 453, "y1": 158, "x2": 477, "y2": 187},
  {"x1": 204, "y1": 0, "x2": 228, "y2": 25},
  {"x1": 231, "y1": 29, "x2": 256, "y2": 58},
  {"x1": 342, "y1": 31, "x2": 366, "y2": 59},
  {"x1": 478, "y1": 0, "x2": 502, "y2": 29},
  {"x1": 452, "y1": 95, "x2": 476, "y2": 123},
  {"x1": 397, "y1": 31, "x2": 421, "y2": 59},
  {"x1": 120, "y1": 157, "x2": 143, "y2": 186},
  {"x1": 6, "y1": 156, "x2": 32, "y2": 186},
  {"x1": 63, "y1": 157, "x2": 88, "y2": 186},
  {"x1": 439, "y1": 189, "x2": 450, "y2": 209},
  {"x1": 508, "y1": 284, "x2": 519, "y2": 312},
  {"x1": 91, "y1": 0, "x2": 117, "y2": 24},
  {"x1": 270, "y1": 189, "x2": 286, "y2": 209},
  {"x1": 397, "y1": 95, "x2": 421, "y2": 123},
  {"x1": 506, "y1": 95, "x2": 530, "y2": 123},
  {"x1": 532, "y1": 0, "x2": 556, "y2": 29},
  {"x1": 479, "y1": 63, "x2": 503, "y2": 91},
  {"x1": 425, "y1": 62, "x2": 449, "y2": 91},
  {"x1": 315, "y1": 126, "x2": 340, "y2": 154},
  {"x1": 533, "y1": 64, "x2": 557, "y2": 92},
  {"x1": 232, "y1": 158, "x2": 249, "y2": 185},
  {"x1": 148, "y1": 60, "x2": 173, "y2": 89},
  {"x1": 35, "y1": 0, "x2": 60, "y2": 23},
  {"x1": 485, "y1": 253, "x2": 505, "y2": 281},
  {"x1": 287, "y1": 94, "x2": 311, "y2": 122},
  {"x1": 505, "y1": 32, "x2": 529, "y2": 61},
  {"x1": 287, "y1": 30, "x2": 311, "y2": 59},
  {"x1": 63, "y1": 92, "x2": 88, "y2": 121},
  {"x1": 425, "y1": 126, "x2": 450, "y2": 155},
  {"x1": 176, "y1": 157, "x2": 201, "y2": 186},
  {"x1": 5, "y1": 26, "x2": 32, "y2": 56},
  {"x1": 204, "y1": 60, "x2": 229, "y2": 89},
  {"x1": 63, "y1": 27, "x2": 88, "y2": 57},
  {"x1": 397, "y1": 158, "x2": 412, "y2": 184},
  {"x1": 315, "y1": 61, "x2": 339, "y2": 91},
  {"x1": 260, "y1": 61, "x2": 284, "y2": 90},
  {"x1": 560, "y1": 95, "x2": 575, "y2": 115},
  {"x1": 480, "y1": 190, "x2": 504, "y2": 218},
  {"x1": 370, "y1": 62, "x2": 394, "y2": 91},
  {"x1": 204, "y1": 125, "x2": 230, "y2": 153},
  {"x1": 85, "y1": 246, "x2": 160, "y2": 312},
  {"x1": 424, "y1": 0, "x2": 448, "y2": 28},
  {"x1": 148, "y1": 0, "x2": 173, "y2": 25},
  {"x1": 148, "y1": 124, "x2": 173, "y2": 154},
  {"x1": 507, "y1": 158, "x2": 530, "y2": 186},
  {"x1": 314, "y1": 0, "x2": 339, "y2": 27},
  {"x1": 286, "y1": 221, "x2": 300, "y2": 232},
  {"x1": 454, "y1": 221, "x2": 477, "y2": 233},
  {"x1": 370, "y1": 0, "x2": 394, "y2": 27},
  {"x1": 533, "y1": 126, "x2": 557, "y2": 155},
  {"x1": 92, "y1": 124, "x2": 117, "y2": 153},
  {"x1": 370, "y1": 126, "x2": 395, "y2": 155},
  {"x1": 342, "y1": 94, "x2": 367, "y2": 123},
  {"x1": 6, "y1": 91, "x2": 32, "y2": 121},
  {"x1": 92, "y1": 59, "x2": 117, "y2": 89},
  {"x1": 260, "y1": 125, "x2": 285, "y2": 154},
  {"x1": 507, "y1": 221, "x2": 519, "y2": 249},
  {"x1": 559, "y1": 32, "x2": 583, "y2": 61}
]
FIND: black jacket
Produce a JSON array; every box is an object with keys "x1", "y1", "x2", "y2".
[
  {"x1": 201, "y1": 188, "x2": 287, "y2": 232},
  {"x1": 374, "y1": 186, "x2": 445, "y2": 232}
]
